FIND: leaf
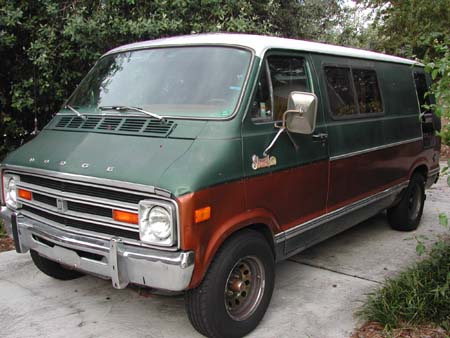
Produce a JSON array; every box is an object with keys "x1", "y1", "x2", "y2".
[
  {"x1": 416, "y1": 242, "x2": 426, "y2": 256},
  {"x1": 439, "y1": 213, "x2": 449, "y2": 228}
]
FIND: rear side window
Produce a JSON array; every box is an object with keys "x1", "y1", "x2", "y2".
[
  {"x1": 325, "y1": 66, "x2": 383, "y2": 118},
  {"x1": 324, "y1": 67, "x2": 357, "y2": 117},
  {"x1": 352, "y1": 69, "x2": 383, "y2": 114}
]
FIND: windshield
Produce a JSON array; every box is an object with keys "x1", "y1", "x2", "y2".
[{"x1": 64, "y1": 46, "x2": 252, "y2": 119}]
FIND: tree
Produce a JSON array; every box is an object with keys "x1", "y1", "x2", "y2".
[
  {"x1": 362, "y1": 0, "x2": 450, "y2": 146},
  {"x1": 0, "y1": 0, "x2": 345, "y2": 159},
  {"x1": 362, "y1": 0, "x2": 450, "y2": 59}
]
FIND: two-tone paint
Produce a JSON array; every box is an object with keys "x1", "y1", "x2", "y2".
[{"x1": 0, "y1": 34, "x2": 440, "y2": 291}]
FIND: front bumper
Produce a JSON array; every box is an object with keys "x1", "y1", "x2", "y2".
[{"x1": 0, "y1": 207, "x2": 194, "y2": 291}]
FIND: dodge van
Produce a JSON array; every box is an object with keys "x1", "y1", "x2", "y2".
[{"x1": 0, "y1": 34, "x2": 441, "y2": 337}]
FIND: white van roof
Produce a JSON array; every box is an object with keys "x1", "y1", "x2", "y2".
[{"x1": 106, "y1": 33, "x2": 420, "y2": 66}]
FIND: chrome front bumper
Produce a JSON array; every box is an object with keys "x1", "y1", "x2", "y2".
[{"x1": 0, "y1": 207, "x2": 194, "y2": 291}]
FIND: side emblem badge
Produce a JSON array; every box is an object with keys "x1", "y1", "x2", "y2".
[{"x1": 252, "y1": 155, "x2": 277, "y2": 170}]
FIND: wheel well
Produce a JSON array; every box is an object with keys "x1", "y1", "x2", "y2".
[
  {"x1": 247, "y1": 223, "x2": 276, "y2": 257},
  {"x1": 412, "y1": 165, "x2": 428, "y2": 181}
]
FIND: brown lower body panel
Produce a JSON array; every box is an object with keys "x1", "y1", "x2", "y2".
[{"x1": 179, "y1": 139, "x2": 439, "y2": 289}]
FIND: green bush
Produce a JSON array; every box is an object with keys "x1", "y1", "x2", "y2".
[{"x1": 358, "y1": 241, "x2": 450, "y2": 331}]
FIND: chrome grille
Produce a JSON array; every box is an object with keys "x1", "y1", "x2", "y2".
[{"x1": 13, "y1": 172, "x2": 150, "y2": 241}]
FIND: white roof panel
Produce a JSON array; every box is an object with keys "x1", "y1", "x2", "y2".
[{"x1": 105, "y1": 33, "x2": 420, "y2": 66}]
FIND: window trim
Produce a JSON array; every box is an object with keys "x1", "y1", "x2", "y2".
[
  {"x1": 250, "y1": 50, "x2": 315, "y2": 125},
  {"x1": 323, "y1": 63, "x2": 385, "y2": 121}
]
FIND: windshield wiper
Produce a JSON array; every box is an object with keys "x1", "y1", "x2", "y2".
[
  {"x1": 98, "y1": 105, "x2": 164, "y2": 121},
  {"x1": 65, "y1": 104, "x2": 87, "y2": 120}
]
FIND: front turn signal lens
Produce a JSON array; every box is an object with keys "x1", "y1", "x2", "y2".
[
  {"x1": 113, "y1": 210, "x2": 139, "y2": 224},
  {"x1": 195, "y1": 206, "x2": 211, "y2": 224},
  {"x1": 18, "y1": 189, "x2": 32, "y2": 201}
]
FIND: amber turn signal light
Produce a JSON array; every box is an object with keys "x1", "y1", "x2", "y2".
[
  {"x1": 113, "y1": 210, "x2": 139, "y2": 224},
  {"x1": 195, "y1": 206, "x2": 211, "y2": 224},
  {"x1": 18, "y1": 189, "x2": 32, "y2": 201}
]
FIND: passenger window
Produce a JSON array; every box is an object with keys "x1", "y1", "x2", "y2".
[
  {"x1": 352, "y1": 69, "x2": 383, "y2": 114},
  {"x1": 251, "y1": 55, "x2": 311, "y2": 123},
  {"x1": 324, "y1": 67, "x2": 357, "y2": 117}
]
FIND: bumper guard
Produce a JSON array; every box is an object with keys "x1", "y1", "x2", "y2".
[{"x1": 0, "y1": 206, "x2": 194, "y2": 291}]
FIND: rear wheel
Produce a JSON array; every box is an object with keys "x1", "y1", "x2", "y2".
[
  {"x1": 185, "y1": 230, "x2": 275, "y2": 338},
  {"x1": 387, "y1": 173, "x2": 425, "y2": 231},
  {"x1": 30, "y1": 250, "x2": 84, "y2": 280}
]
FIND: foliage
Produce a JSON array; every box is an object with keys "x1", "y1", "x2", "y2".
[
  {"x1": 362, "y1": 1, "x2": 450, "y2": 145},
  {"x1": 324, "y1": 2, "x2": 379, "y2": 49},
  {"x1": 0, "y1": 220, "x2": 6, "y2": 238},
  {"x1": 424, "y1": 43, "x2": 450, "y2": 146},
  {"x1": 362, "y1": 0, "x2": 450, "y2": 60},
  {"x1": 0, "y1": 0, "x2": 346, "y2": 160},
  {"x1": 358, "y1": 240, "x2": 450, "y2": 331}
]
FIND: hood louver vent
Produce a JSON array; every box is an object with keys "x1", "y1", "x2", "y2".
[
  {"x1": 81, "y1": 117, "x2": 101, "y2": 129},
  {"x1": 98, "y1": 118, "x2": 121, "y2": 131},
  {"x1": 53, "y1": 116, "x2": 175, "y2": 137},
  {"x1": 56, "y1": 116, "x2": 72, "y2": 128},
  {"x1": 67, "y1": 117, "x2": 84, "y2": 128},
  {"x1": 119, "y1": 118, "x2": 146, "y2": 132},
  {"x1": 144, "y1": 120, "x2": 174, "y2": 134}
]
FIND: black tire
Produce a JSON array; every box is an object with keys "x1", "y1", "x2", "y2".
[
  {"x1": 185, "y1": 230, "x2": 275, "y2": 338},
  {"x1": 30, "y1": 250, "x2": 84, "y2": 280},
  {"x1": 387, "y1": 173, "x2": 425, "y2": 231}
]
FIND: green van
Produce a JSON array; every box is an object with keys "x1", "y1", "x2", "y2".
[{"x1": 0, "y1": 34, "x2": 441, "y2": 337}]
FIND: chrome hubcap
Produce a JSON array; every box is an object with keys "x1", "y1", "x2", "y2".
[{"x1": 225, "y1": 256, "x2": 265, "y2": 321}]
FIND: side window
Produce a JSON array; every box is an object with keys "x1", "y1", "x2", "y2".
[
  {"x1": 251, "y1": 55, "x2": 311, "y2": 123},
  {"x1": 324, "y1": 66, "x2": 357, "y2": 117},
  {"x1": 325, "y1": 65, "x2": 383, "y2": 118},
  {"x1": 352, "y1": 69, "x2": 383, "y2": 114},
  {"x1": 413, "y1": 72, "x2": 431, "y2": 114}
]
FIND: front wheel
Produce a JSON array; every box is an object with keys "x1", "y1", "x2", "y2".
[
  {"x1": 387, "y1": 173, "x2": 425, "y2": 231},
  {"x1": 185, "y1": 230, "x2": 275, "y2": 338},
  {"x1": 30, "y1": 250, "x2": 84, "y2": 280}
]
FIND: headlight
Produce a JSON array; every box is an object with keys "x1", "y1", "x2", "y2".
[
  {"x1": 139, "y1": 201, "x2": 176, "y2": 246},
  {"x1": 2, "y1": 174, "x2": 20, "y2": 209}
]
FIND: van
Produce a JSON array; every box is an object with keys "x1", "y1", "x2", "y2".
[{"x1": 0, "y1": 34, "x2": 441, "y2": 337}]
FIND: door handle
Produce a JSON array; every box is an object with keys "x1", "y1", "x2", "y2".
[{"x1": 312, "y1": 133, "x2": 328, "y2": 143}]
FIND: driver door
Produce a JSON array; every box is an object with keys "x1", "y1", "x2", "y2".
[{"x1": 242, "y1": 51, "x2": 329, "y2": 254}]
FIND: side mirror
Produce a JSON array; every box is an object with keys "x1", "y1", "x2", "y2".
[{"x1": 283, "y1": 92, "x2": 318, "y2": 134}]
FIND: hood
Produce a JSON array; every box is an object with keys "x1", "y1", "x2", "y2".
[{"x1": 3, "y1": 128, "x2": 200, "y2": 190}]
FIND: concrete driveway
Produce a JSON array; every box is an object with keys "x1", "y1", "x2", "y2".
[{"x1": 1, "y1": 171, "x2": 448, "y2": 338}]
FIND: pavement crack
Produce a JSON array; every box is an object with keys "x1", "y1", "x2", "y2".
[{"x1": 288, "y1": 259, "x2": 382, "y2": 284}]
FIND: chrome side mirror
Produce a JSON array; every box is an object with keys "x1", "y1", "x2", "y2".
[{"x1": 283, "y1": 92, "x2": 318, "y2": 134}]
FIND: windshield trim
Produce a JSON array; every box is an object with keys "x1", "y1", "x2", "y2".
[{"x1": 61, "y1": 44, "x2": 256, "y2": 122}]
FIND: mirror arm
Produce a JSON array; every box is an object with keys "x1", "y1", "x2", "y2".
[{"x1": 263, "y1": 127, "x2": 285, "y2": 156}]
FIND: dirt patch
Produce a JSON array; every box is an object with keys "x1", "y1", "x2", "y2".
[
  {"x1": 441, "y1": 143, "x2": 450, "y2": 161},
  {"x1": 351, "y1": 322, "x2": 449, "y2": 338},
  {"x1": 0, "y1": 237, "x2": 14, "y2": 252}
]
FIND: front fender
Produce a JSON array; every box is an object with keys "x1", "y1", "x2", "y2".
[{"x1": 177, "y1": 187, "x2": 280, "y2": 289}]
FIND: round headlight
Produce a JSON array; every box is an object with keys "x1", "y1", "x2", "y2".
[
  {"x1": 139, "y1": 205, "x2": 173, "y2": 245},
  {"x1": 6, "y1": 177, "x2": 17, "y2": 208},
  {"x1": 148, "y1": 207, "x2": 171, "y2": 240}
]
